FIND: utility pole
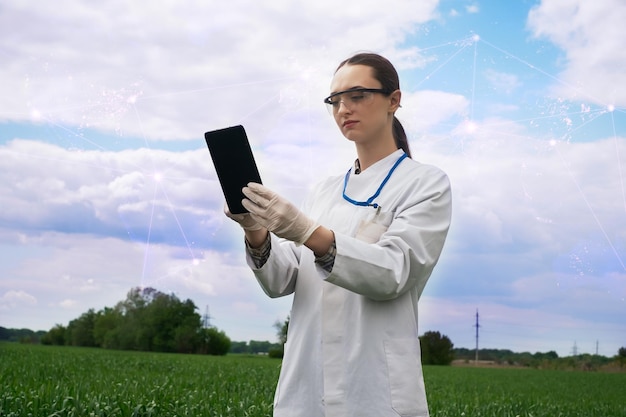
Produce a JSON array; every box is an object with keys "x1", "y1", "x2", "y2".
[
  {"x1": 572, "y1": 341, "x2": 578, "y2": 356},
  {"x1": 596, "y1": 340, "x2": 599, "y2": 356},
  {"x1": 474, "y1": 309, "x2": 480, "y2": 364},
  {"x1": 202, "y1": 305, "x2": 213, "y2": 329}
]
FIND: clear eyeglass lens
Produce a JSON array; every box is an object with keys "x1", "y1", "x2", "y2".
[{"x1": 325, "y1": 91, "x2": 375, "y2": 114}]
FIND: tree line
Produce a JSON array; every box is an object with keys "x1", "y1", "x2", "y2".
[
  {"x1": 40, "y1": 287, "x2": 232, "y2": 355},
  {"x1": 2, "y1": 306, "x2": 458, "y2": 364},
  {"x1": 454, "y1": 346, "x2": 626, "y2": 371},
  {"x1": 5, "y1": 291, "x2": 623, "y2": 369},
  {"x1": 0, "y1": 327, "x2": 45, "y2": 344}
]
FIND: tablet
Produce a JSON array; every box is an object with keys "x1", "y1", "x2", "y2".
[{"x1": 204, "y1": 125, "x2": 262, "y2": 214}]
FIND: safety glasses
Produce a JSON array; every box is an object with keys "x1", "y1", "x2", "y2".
[{"x1": 323, "y1": 88, "x2": 392, "y2": 114}]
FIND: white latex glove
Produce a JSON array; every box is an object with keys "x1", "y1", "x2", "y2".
[
  {"x1": 224, "y1": 203, "x2": 263, "y2": 232},
  {"x1": 241, "y1": 183, "x2": 319, "y2": 244}
]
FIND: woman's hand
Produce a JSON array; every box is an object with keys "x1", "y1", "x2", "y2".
[
  {"x1": 223, "y1": 203, "x2": 268, "y2": 248},
  {"x1": 224, "y1": 203, "x2": 263, "y2": 231},
  {"x1": 242, "y1": 183, "x2": 319, "y2": 245}
]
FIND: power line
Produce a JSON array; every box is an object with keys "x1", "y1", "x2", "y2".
[
  {"x1": 474, "y1": 309, "x2": 480, "y2": 364},
  {"x1": 455, "y1": 309, "x2": 623, "y2": 356},
  {"x1": 202, "y1": 305, "x2": 213, "y2": 329}
]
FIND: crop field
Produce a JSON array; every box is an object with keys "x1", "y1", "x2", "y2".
[{"x1": 1, "y1": 342, "x2": 625, "y2": 417}]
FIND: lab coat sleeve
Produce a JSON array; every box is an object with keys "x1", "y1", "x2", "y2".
[
  {"x1": 325, "y1": 168, "x2": 452, "y2": 301},
  {"x1": 246, "y1": 233, "x2": 302, "y2": 298}
]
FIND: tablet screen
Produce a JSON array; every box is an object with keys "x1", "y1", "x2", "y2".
[{"x1": 204, "y1": 125, "x2": 262, "y2": 214}]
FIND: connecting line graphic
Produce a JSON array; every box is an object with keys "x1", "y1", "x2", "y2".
[
  {"x1": 413, "y1": 35, "x2": 477, "y2": 89},
  {"x1": 610, "y1": 110, "x2": 626, "y2": 214},
  {"x1": 23, "y1": 76, "x2": 301, "y2": 292},
  {"x1": 132, "y1": 79, "x2": 301, "y2": 289},
  {"x1": 470, "y1": 36, "x2": 478, "y2": 121},
  {"x1": 236, "y1": 93, "x2": 282, "y2": 125},
  {"x1": 406, "y1": 33, "x2": 626, "y2": 281},
  {"x1": 33, "y1": 116, "x2": 110, "y2": 152},
  {"x1": 553, "y1": 143, "x2": 626, "y2": 273},
  {"x1": 478, "y1": 37, "x2": 611, "y2": 107},
  {"x1": 6, "y1": 31, "x2": 624, "y2": 304},
  {"x1": 142, "y1": 179, "x2": 158, "y2": 286},
  {"x1": 160, "y1": 181, "x2": 196, "y2": 260},
  {"x1": 129, "y1": 101, "x2": 159, "y2": 287},
  {"x1": 127, "y1": 99, "x2": 202, "y2": 288},
  {"x1": 551, "y1": 107, "x2": 616, "y2": 143}
]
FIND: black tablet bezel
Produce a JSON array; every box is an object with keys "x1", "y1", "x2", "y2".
[{"x1": 204, "y1": 125, "x2": 262, "y2": 214}]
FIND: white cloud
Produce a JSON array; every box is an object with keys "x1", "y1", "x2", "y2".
[
  {"x1": 0, "y1": 229, "x2": 284, "y2": 336},
  {"x1": 59, "y1": 299, "x2": 78, "y2": 309},
  {"x1": 483, "y1": 69, "x2": 521, "y2": 95},
  {"x1": 0, "y1": 290, "x2": 37, "y2": 310},
  {"x1": 0, "y1": 0, "x2": 439, "y2": 141},
  {"x1": 442, "y1": 131, "x2": 626, "y2": 254},
  {"x1": 0, "y1": 139, "x2": 219, "y2": 245},
  {"x1": 0, "y1": 1, "x2": 624, "y2": 352},
  {"x1": 527, "y1": 0, "x2": 626, "y2": 105},
  {"x1": 466, "y1": 4, "x2": 479, "y2": 14},
  {"x1": 6, "y1": 128, "x2": 622, "y2": 261},
  {"x1": 399, "y1": 90, "x2": 470, "y2": 133}
]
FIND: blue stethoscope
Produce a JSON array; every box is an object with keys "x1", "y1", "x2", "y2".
[{"x1": 342, "y1": 152, "x2": 407, "y2": 209}]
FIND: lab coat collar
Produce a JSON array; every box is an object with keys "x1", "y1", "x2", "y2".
[{"x1": 352, "y1": 149, "x2": 405, "y2": 175}]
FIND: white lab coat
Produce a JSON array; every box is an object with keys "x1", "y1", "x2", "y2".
[{"x1": 246, "y1": 149, "x2": 452, "y2": 417}]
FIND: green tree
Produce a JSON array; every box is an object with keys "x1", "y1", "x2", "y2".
[
  {"x1": 93, "y1": 307, "x2": 123, "y2": 348},
  {"x1": 174, "y1": 324, "x2": 200, "y2": 353},
  {"x1": 204, "y1": 327, "x2": 231, "y2": 355},
  {"x1": 230, "y1": 341, "x2": 250, "y2": 354},
  {"x1": 40, "y1": 286, "x2": 230, "y2": 355},
  {"x1": 248, "y1": 340, "x2": 271, "y2": 354},
  {"x1": 67, "y1": 309, "x2": 97, "y2": 347},
  {"x1": 270, "y1": 316, "x2": 289, "y2": 358},
  {"x1": 618, "y1": 347, "x2": 626, "y2": 368},
  {"x1": 0, "y1": 327, "x2": 41, "y2": 342},
  {"x1": 419, "y1": 331, "x2": 454, "y2": 365},
  {"x1": 41, "y1": 324, "x2": 66, "y2": 346},
  {"x1": 143, "y1": 291, "x2": 201, "y2": 352},
  {"x1": 274, "y1": 316, "x2": 289, "y2": 345},
  {"x1": 112, "y1": 287, "x2": 202, "y2": 352},
  {"x1": 118, "y1": 287, "x2": 156, "y2": 351}
]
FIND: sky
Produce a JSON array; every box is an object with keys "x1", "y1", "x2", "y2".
[{"x1": 0, "y1": 0, "x2": 624, "y2": 358}]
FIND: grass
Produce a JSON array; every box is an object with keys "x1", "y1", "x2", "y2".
[
  {"x1": 0, "y1": 343, "x2": 278, "y2": 416},
  {"x1": 1, "y1": 342, "x2": 625, "y2": 416},
  {"x1": 424, "y1": 366, "x2": 626, "y2": 416}
]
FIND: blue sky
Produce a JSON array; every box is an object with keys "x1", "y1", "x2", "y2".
[{"x1": 1, "y1": 0, "x2": 625, "y2": 357}]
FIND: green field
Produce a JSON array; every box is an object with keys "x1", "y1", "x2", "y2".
[{"x1": 1, "y1": 343, "x2": 625, "y2": 417}]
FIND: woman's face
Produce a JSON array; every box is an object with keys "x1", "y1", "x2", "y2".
[{"x1": 328, "y1": 64, "x2": 399, "y2": 145}]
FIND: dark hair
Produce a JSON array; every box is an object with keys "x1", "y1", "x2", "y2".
[{"x1": 336, "y1": 53, "x2": 411, "y2": 158}]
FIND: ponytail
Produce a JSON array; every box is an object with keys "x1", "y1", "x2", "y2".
[{"x1": 393, "y1": 116, "x2": 411, "y2": 158}]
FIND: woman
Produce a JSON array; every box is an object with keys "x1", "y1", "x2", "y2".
[{"x1": 227, "y1": 53, "x2": 452, "y2": 417}]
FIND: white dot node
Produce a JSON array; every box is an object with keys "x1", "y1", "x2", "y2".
[
  {"x1": 607, "y1": 104, "x2": 615, "y2": 112},
  {"x1": 472, "y1": 34, "x2": 480, "y2": 42},
  {"x1": 464, "y1": 120, "x2": 478, "y2": 134},
  {"x1": 153, "y1": 173, "x2": 163, "y2": 182}
]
